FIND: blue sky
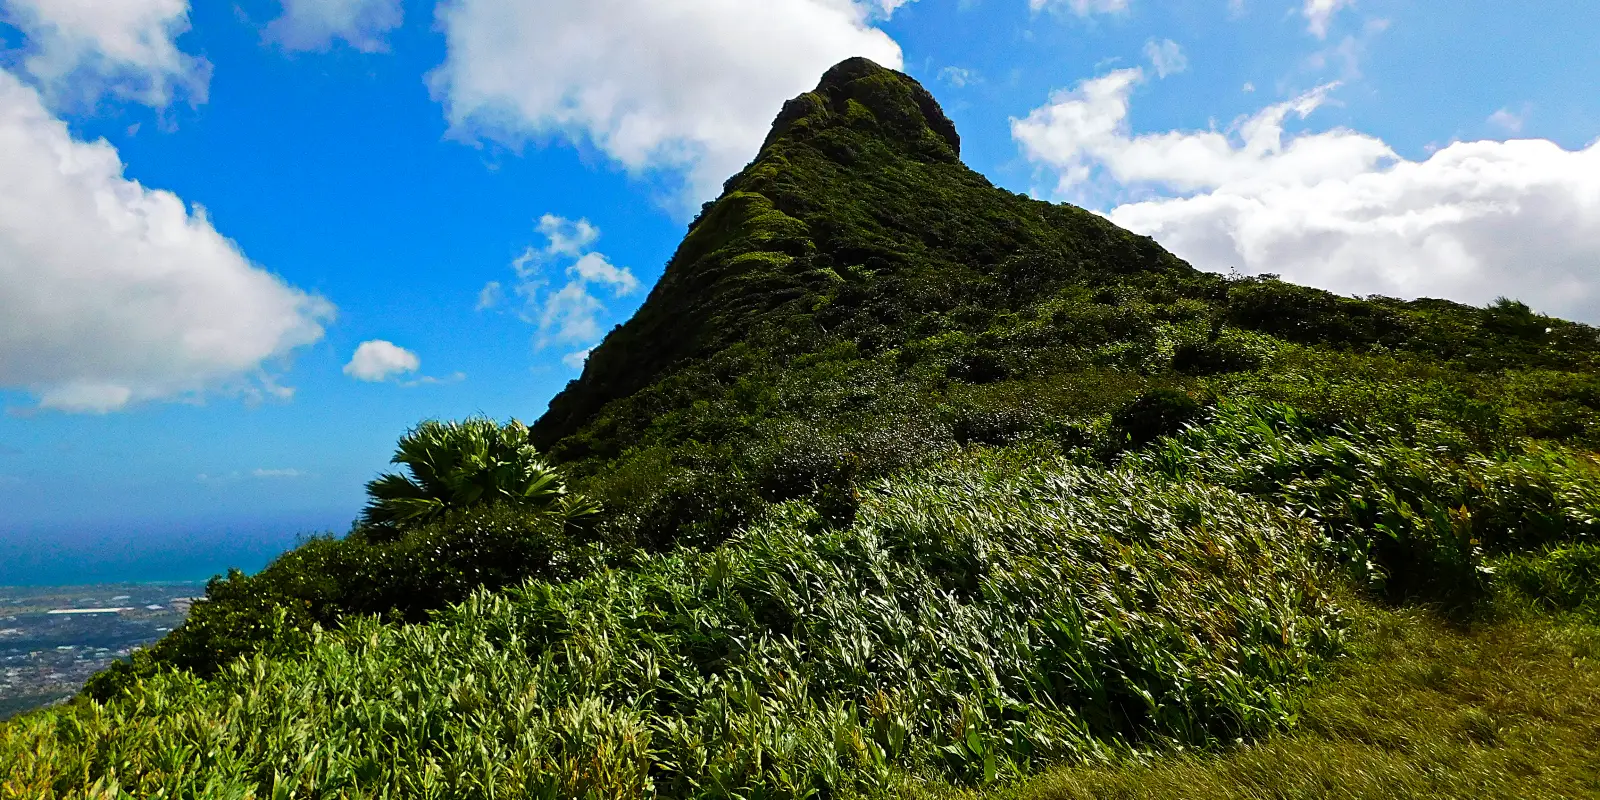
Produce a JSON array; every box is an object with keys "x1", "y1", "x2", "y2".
[{"x1": 0, "y1": 0, "x2": 1597, "y2": 584}]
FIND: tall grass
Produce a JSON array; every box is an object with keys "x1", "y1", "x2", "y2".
[
  {"x1": 964, "y1": 607, "x2": 1600, "y2": 800},
  {"x1": 1, "y1": 453, "x2": 1342, "y2": 799}
]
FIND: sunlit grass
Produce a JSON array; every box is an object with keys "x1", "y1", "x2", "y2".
[{"x1": 959, "y1": 606, "x2": 1600, "y2": 800}]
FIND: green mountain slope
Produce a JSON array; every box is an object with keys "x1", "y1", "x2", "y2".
[
  {"x1": 533, "y1": 57, "x2": 1600, "y2": 551},
  {"x1": 6, "y1": 58, "x2": 1600, "y2": 798}
]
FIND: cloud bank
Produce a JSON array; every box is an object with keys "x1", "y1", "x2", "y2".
[
  {"x1": 430, "y1": 0, "x2": 907, "y2": 203},
  {"x1": 1015, "y1": 69, "x2": 1600, "y2": 322},
  {"x1": 0, "y1": 70, "x2": 331, "y2": 412}
]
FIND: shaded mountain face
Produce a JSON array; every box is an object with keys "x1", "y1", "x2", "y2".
[{"x1": 532, "y1": 58, "x2": 1600, "y2": 549}]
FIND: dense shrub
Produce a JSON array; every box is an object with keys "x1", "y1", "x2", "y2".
[
  {"x1": 7, "y1": 453, "x2": 1343, "y2": 798},
  {"x1": 362, "y1": 418, "x2": 596, "y2": 538},
  {"x1": 86, "y1": 421, "x2": 598, "y2": 700},
  {"x1": 1131, "y1": 402, "x2": 1600, "y2": 607},
  {"x1": 1111, "y1": 388, "x2": 1205, "y2": 448},
  {"x1": 85, "y1": 504, "x2": 587, "y2": 701}
]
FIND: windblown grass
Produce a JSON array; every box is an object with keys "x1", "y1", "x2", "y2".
[
  {"x1": 964, "y1": 606, "x2": 1600, "y2": 800},
  {"x1": 1, "y1": 453, "x2": 1341, "y2": 799}
]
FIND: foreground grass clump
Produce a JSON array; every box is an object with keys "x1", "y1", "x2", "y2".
[
  {"x1": 962, "y1": 608, "x2": 1600, "y2": 800},
  {"x1": 1, "y1": 454, "x2": 1341, "y2": 798}
]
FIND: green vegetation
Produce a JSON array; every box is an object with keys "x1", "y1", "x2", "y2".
[
  {"x1": 360, "y1": 418, "x2": 597, "y2": 533},
  {"x1": 5, "y1": 57, "x2": 1600, "y2": 797},
  {"x1": 83, "y1": 418, "x2": 600, "y2": 701},
  {"x1": 2, "y1": 450, "x2": 1345, "y2": 797},
  {"x1": 963, "y1": 607, "x2": 1600, "y2": 800}
]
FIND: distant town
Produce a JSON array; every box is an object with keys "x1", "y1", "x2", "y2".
[{"x1": 0, "y1": 584, "x2": 198, "y2": 720}]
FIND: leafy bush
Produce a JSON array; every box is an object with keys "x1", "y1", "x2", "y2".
[
  {"x1": 86, "y1": 420, "x2": 598, "y2": 700},
  {"x1": 1131, "y1": 402, "x2": 1600, "y2": 607},
  {"x1": 1111, "y1": 388, "x2": 1205, "y2": 448},
  {"x1": 362, "y1": 418, "x2": 596, "y2": 538},
  {"x1": 86, "y1": 503, "x2": 588, "y2": 701},
  {"x1": 7, "y1": 452, "x2": 1343, "y2": 798}
]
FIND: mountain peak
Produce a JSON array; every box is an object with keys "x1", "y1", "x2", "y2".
[
  {"x1": 532, "y1": 57, "x2": 1183, "y2": 454},
  {"x1": 760, "y1": 57, "x2": 960, "y2": 162}
]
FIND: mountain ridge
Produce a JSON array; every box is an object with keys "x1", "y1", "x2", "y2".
[
  {"x1": 9, "y1": 57, "x2": 1600, "y2": 800},
  {"x1": 533, "y1": 57, "x2": 1189, "y2": 454},
  {"x1": 531, "y1": 57, "x2": 1600, "y2": 552}
]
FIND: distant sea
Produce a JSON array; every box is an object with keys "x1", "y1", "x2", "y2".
[{"x1": 0, "y1": 513, "x2": 349, "y2": 587}]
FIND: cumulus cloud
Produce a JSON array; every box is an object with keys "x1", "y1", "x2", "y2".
[
  {"x1": 1303, "y1": 0, "x2": 1353, "y2": 39},
  {"x1": 1014, "y1": 70, "x2": 1384, "y2": 197},
  {"x1": 485, "y1": 214, "x2": 641, "y2": 368},
  {"x1": 1, "y1": 0, "x2": 208, "y2": 108},
  {"x1": 430, "y1": 0, "x2": 906, "y2": 203},
  {"x1": 343, "y1": 340, "x2": 420, "y2": 382},
  {"x1": 1143, "y1": 38, "x2": 1187, "y2": 78},
  {"x1": 0, "y1": 70, "x2": 331, "y2": 413},
  {"x1": 266, "y1": 0, "x2": 403, "y2": 53},
  {"x1": 1014, "y1": 68, "x2": 1600, "y2": 322}
]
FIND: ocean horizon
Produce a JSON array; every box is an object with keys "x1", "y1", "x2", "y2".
[{"x1": 0, "y1": 512, "x2": 350, "y2": 587}]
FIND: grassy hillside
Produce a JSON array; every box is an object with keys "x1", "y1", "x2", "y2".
[
  {"x1": 527, "y1": 57, "x2": 1600, "y2": 553},
  {"x1": 5, "y1": 58, "x2": 1600, "y2": 797}
]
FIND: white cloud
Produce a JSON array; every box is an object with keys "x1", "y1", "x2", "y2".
[
  {"x1": 343, "y1": 340, "x2": 420, "y2": 382},
  {"x1": 0, "y1": 70, "x2": 331, "y2": 413},
  {"x1": 539, "y1": 282, "x2": 607, "y2": 346},
  {"x1": 490, "y1": 214, "x2": 641, "y2": 354},
  {"x1": 476, "y1": 280, "x2": 504, "y2": 311},
  {"x1": 536, "y1": 214, "x2": 600, "y2": 258},
  {"x1": 430, "y1": 0, "x2": 906, "y2": 203},
  {"x1": 1015, "y1": 70, "x2": 1600, "y2": 323},
  {"x1": 1143, "y1": 38, "x2": 1187, "y2": 78},
  {"x1": 267, "y1": 0, "x2": 403, "y2": 53},
  {"x1": 570, "y1": 252, "x2": 641, "y2": 295},
  {"x1": 938, "y1": 66, "x2": 978, "y2": 88},
  {"x1": 1303, "y1": 0, "x2": 1353, "y2": 39},
  {"x1": 252, "y1": 468, "x2": 305, "y2": 479},
  {"x1": 1488, "y1": 107, "x2": 1526, "y2": 134},
  {"x1": 1013, "y1": 69, "x2": 1386, "y2": 197},
  {"x1": 1029, "y1": 0, "x2": 1130, "y2": 14},
  {"x1": 1, "y1": 0, "x2": 208, "y2": 108},
  {"x1": 562, "y1": 347, "x2": 593, "y2": 370}
]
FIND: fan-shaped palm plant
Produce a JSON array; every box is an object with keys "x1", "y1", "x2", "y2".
[{"x1": 360, "y1": 418, "x2": 597, "y2": 536}]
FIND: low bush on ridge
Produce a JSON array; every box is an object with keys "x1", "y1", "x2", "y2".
[
  {"x1": 4, "y1": 452, "x2": 1343, "y2": 798},
  {"x1": 1130, "y1": 402, "x2": 1600, "y2": 607},
  {"x1": 85, "y1": 419, "x2": 602, "y2": 701}
]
